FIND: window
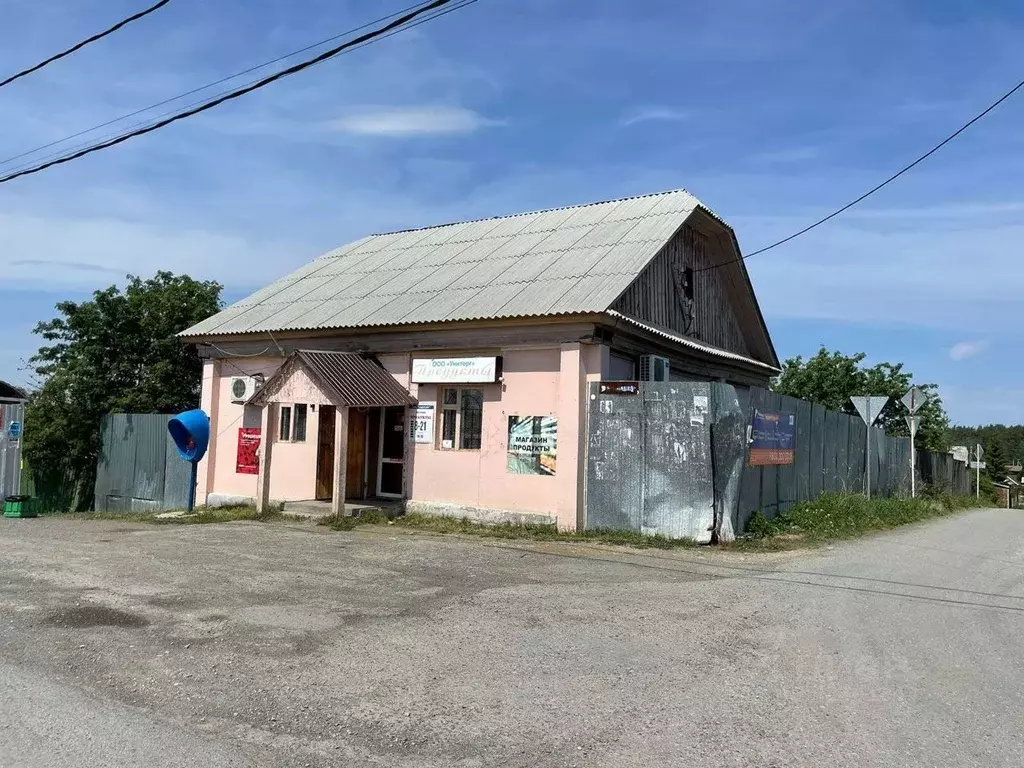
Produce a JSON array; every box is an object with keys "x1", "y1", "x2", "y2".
[
  {"x1": 279, "y1": 406, "x2": 291, "y2": 441},
  {"x1": 293, "y1": 404, "x2": 308, "y2": 442},
  {"x1": 682, "y1": 266, "x2": 694, "y2": 301},
  {"x1": 277, "y1": 404, "x2": 308, "y2": 443},
  {"x1": 440, "y1": 388, "x2": 483, "y2": 450},
  {"x1": 460, "y1": 390, "x2": 483, "y2": 449}
]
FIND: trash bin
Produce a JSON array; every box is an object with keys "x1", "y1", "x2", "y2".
[{"x1": 3, "y1": 495, "x2": 38, "y2": 518}]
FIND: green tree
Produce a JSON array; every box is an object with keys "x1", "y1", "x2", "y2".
[
  {"x1": 984, "y1": 439, "x2": 1009, "y2": 481},
  {"x1": 773, "y1": 348, "x2": 950, "y2": 453},
  {"x1": 24, "y1": 272, "x2": 221, "y2": 509},
  {"x1": 948, "y1": 424, "x2": 1024, "y2": 466}
]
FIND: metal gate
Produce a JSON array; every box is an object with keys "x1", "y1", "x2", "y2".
[
  {"x1": 586, "y1": 381, "x2": 715, "y2": 542},
  {"x1": 0, "y1": 400, "x2": 26, "y2": 499}
]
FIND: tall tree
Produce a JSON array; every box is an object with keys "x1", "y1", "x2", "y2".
[
  {"x1": 984, "y1": 439, "x2": 1009, "y2": 481},
  {"x1": 948, "y1": 424, "x2": 1024, "y2": 465},
  {"x1": 24, "y1": 272, "x2": 221, "y2": 508},
  {"x1": 773, "y1": 348, "x2": 950, "y2": 453}
]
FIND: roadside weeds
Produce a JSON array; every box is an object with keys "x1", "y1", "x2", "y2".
[
  {"x1": 38, "y1": 490, "x2": 990, "y2": 553},
  {"x1": 732, "y1": 491, "x2": 982, "y2": 551},
  {"x1": 320, "y1": 510, "x2": 700, "y2": 550}
]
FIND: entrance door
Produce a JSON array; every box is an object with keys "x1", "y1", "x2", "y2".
[
  {"x1": 315, "y1": 405, "x2": 336, "y2": 500},
  {"x1": 377, "y1": 407, "x2": 406, "y2": 498},
  {"x1": 346, "y1": 409, "x2": 368, "y2": 500}
]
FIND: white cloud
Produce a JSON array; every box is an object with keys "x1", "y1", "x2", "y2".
[
  {"x1": 749, "y1": 146, "x2": 820, "y2": 164},
  {"x1": 620, "y1": 107, "x2": 690, "y2": 127},
  {"x1": 949, "y1": 340, "x2": 989, "y2": 361},
  {"x1": 0, "y1": 212, "x2": 301, "y2": 291},
  {"x1": 328, "y1": 107, "x2": 502, "y2": 137},
  {"x1": 940, "y1": 385, "x2": 1024, "y2": 426},
  {"x1": 732, "y1": 206, "x2": 1024, "y2": 331}
]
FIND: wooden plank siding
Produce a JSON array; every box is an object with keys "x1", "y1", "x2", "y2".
[{"x1": 611, "y1": 225, "x2": 750, "y2": 357}]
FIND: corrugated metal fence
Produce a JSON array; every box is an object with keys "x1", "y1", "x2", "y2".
[
  {"x1": 587, "y1": 381, "x2": 716, "y2": 541},
  {"x1": 0, "y1": 400, "x2": 26, "y2": 500},
  {"x1": 736, "y1": 387, "x2": 922, "y2": 532},
  {"x1": 94, "y1": 414, "x2": 191, "y2": 512},
  {"x1": 586, "y1": 382, "x2": 971, "y2": 539}
]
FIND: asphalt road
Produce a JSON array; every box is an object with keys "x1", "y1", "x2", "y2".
[{"x1": 0, "y1": 509, "x2": 1022, "y2": 767}]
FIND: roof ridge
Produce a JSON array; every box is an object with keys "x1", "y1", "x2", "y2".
[{"x1": 367, "y1": 188, "x2": 697, "y2": 238}]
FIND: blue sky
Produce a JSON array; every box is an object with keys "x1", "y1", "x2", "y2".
[{"x1": 1, "y1": 0, "x2": 1022, "y2": 425}]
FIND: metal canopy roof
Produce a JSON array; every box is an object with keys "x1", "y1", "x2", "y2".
[
  {"x1": 181, "y1": 189, "x2": 712, "y2": 338},
  {"x1": 251, "y1": 351, "x2": 415, "y2": 409}
]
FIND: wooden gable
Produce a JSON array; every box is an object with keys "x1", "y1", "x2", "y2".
[{"x1": 610, "y1": 213, "x2": 776, "y2": 366}]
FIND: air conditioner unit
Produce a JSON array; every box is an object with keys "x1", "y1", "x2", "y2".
[
  {"x1": 639, "y1": 354, "x2": 670, "y2": 382},
  {"x1": 229, "y1": 376, "x2": 262, "y2": 404}
]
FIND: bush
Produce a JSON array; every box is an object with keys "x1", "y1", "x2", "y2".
[
  {"x1": 750, "y1": 491, "x2": 976, "y2": 543},
  {"x1": 746, "y1": 511, "x2": 777, "y2": 539}
]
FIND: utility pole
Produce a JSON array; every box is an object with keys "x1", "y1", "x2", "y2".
[{"x1": 972, "y1": 444, "x2": 985, "y2": 498}]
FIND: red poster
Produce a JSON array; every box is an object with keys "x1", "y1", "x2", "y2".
[{"x1": 236, "y1": 428, "x2": 261, "y2": 475}]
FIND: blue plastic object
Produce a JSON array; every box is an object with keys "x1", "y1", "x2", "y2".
[
  {"x1": 168, "y1": 409, "x2": 210, "y2": 463},
  {"x1": 168, "y1": 409, "x2": 210, "y2": 513}
]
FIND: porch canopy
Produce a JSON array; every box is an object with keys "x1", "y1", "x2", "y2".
[
  {"x1": 249, "y1": 351, "x2": 413, "y2": 515},
  {"x1": 250, "y1": 350, "x2": 414, "y2": 409}
]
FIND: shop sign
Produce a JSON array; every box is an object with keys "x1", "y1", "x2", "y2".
[
  {"x1": 599, "y1": 381, "x2": 640, "y2": 396},
  {"x1": 748, "y1": 409, "x2": 796, "y2": 466},
  {"x1": 411, "y1": 404, "x2": 435, "y2": 444},
  {"x1": 412, "y1": 357, "x2": 497, "y2": 384},
  {"x1": 236, "y1": 427, "x2": 261, "y2": 474},
  {"x1": 507, "y1": 416, "x2": 557, "y2": 476}
]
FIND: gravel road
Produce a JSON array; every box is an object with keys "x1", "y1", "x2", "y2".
[{"x1": 0, "y1": 509, "x2": 1021, "y2": 767}]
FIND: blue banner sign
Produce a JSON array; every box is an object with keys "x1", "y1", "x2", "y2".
[{"x1": 749, "y1": 409, "x2": 796, "y2": 466}]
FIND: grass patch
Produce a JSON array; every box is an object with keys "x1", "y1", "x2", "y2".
[
  {"x1": 319, "y1": 511, "x2": 697, "y2": 549},
  {"x1": 58, "y1": 505, "x2": 283, "y2": 525},
  {"x1": 736, "y1": 490, "x2": 979, "y2": 549}
]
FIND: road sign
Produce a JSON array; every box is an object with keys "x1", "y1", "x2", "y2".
[
  {"x1": 599, "y1": 381, "x2": 640, "y2": 396},
  {"x1": 850, "y1": 396, "x2": 889, "y2": 499},
  {"x1": 901, "y1": 386, "x2": 928, "y2": 413},
  {"x1": 850, "y1": 396, "x2": 889, "y2": 426},
  {"x1": 970, "y1": 461, "x2": 986, "y2": 470},
  {"x1": 905, "y1": 414, "x2": 920, "y2": 436}
]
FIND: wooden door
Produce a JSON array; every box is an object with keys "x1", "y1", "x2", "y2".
[
  {"x1": 315, "y1": 406, "x2": 336, "y2": 500},
  {"x1": 346, "y1": 409, "x2": 368, "y2": 500}
]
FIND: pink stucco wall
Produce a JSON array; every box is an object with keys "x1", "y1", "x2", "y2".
[
  {"x1": 409, "y1": 347, "x2": 562, "y2": 521},
  {"x1": 200, "y1": 359, "x2": 337, "y2": 503},
  {"x1": 202, "y1": 343, "x2": 606, "y2": 528},
  {"x1": 201, "y1": 357, "x2": 281, "y2": 505},
  {"x1": 406, "y1": 345, "x2": 604, "y2": 530},
  {"x1": 267, "y1": 368, "x2": 334, "y2": 501}
]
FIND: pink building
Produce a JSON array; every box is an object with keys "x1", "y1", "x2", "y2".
[{"x1": 180, "y1": 190, "x2": 778, "y2": 529}]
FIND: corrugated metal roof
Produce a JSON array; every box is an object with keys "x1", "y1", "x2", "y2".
[
  {"x1": 182, "y1": 189, "x2": 708, "y2": 337},
  {"x1": 254, "y1": 351, "x2": 414, "y2": 408},
  {"x1": 300, "y1": 351, "x2": 415, "y2": 408},
  {"x1": 606, "y1": 311, "x2": 780, "y2": 373}
]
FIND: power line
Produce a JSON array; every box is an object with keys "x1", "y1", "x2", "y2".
[
  {"x1": 0, "y1": 0, "x2": 433, "y2": 170},
  {"x1": 0, "y1": 0, "x2": 475, "y2": 185},
  {"x1": 696, "y1": 73, "x2": 1024, "y2": 273},
  {"x1": 0, "y1": 0, "x2": 476, "y2": 179},
  {"x1": 0, "y1": 0, "x2": 172, "y2": 90}
]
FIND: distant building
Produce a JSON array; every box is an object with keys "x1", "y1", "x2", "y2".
[
  {"x1": 0, "y1": 380, "x2": 27, "y2": 402},
  {"x1": 181, "y1": 189, "x2": 780, "y2": 528}
]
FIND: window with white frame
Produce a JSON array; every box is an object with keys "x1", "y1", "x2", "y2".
[
  {"x1": 278, "y1": 403, "x2": 308, "y2": 442},
  {"x1": 439, "y1": 388, "x2": 483, "y2": 450}
]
